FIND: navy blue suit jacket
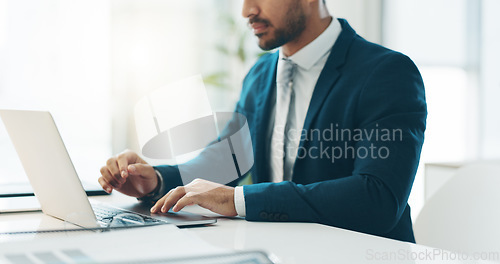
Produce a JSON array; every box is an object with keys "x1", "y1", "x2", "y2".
[{"x1": 156, "y1": 19, "x2": 426, "y2": 243}]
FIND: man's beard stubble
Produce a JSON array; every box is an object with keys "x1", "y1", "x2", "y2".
[{"x1": 251, "y1": 2, "x2": 306, "y2": 51}]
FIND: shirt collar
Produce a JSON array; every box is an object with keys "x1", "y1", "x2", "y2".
[{"x1": 279, "y1": 17, "x2": 342, "y2": 71}]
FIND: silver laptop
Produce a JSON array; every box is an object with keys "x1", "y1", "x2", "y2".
[{"x1": 0, "y1": 109, "x2": 216, "y2": 229}]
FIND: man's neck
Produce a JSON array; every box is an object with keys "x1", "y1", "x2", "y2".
[{"x1": 282, "y1": 16, "x2": 333, "y2": 57}]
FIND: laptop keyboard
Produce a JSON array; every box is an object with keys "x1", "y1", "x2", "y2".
[{"x1": 91, "y1": 203, "x2": 166, "y2": 227}]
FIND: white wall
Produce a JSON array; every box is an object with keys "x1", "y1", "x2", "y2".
[
  {"x1": 480, "y1": 0, "x2": 500, "y2": 159},
  {"x1": 326, "y1": 0, "x2": 383, "y2": 44}
]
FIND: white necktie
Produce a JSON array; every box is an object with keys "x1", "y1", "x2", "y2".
[{"x1": 271, "y1": 58, "x2": 297, "y2": 182}]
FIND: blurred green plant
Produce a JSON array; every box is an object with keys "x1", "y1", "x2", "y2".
[{"x1": 204, "y1": 14, "x2": 269, "y2": 90}]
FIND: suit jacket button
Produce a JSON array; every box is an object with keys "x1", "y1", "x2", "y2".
[
  {"x1": 259, "y1": 211, "x2": 268, "y2": 220},
  {"x1": 280, "y1": 214, "x2": 289, "y2": 221},
  {"x1": 273, "y1": 214, "x2": 281, "y2": 221},
  {"x1": 267, "y1": 213, "x2": 274, "y2": 221}
]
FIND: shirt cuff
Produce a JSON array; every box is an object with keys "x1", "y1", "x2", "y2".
[
  {"x1": 151, "y1": 170, "x2": 166, "y2": 200},
  {"x1": 137, "y1": 170, "x2": 165, "y2": 203},
  {"x1": 234, "y1": 186, "x2": 246, "y2": 217}
]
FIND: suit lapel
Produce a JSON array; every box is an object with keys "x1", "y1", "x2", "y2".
[
  {"x1": 300, "y1": 19, "x2": 356, "y2": 147},
  {"x1": 253, "y1": 52, "x2": 279, "y2": 183}
]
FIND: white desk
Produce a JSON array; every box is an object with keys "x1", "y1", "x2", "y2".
[{"x1": 1, "y1": 193, "x2": 497, "y2": 264}]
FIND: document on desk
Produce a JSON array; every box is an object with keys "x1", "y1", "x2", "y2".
[{"x1": 0, "y1": 225, "x2": 229, "y2": 263}]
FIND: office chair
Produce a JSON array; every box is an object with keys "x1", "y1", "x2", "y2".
[{"x1": 414, "y1": 163, "x2": 500, "y2": 255}]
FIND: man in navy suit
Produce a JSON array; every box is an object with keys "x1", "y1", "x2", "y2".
[{"x1": 98, "y1": 0, "x2": 426, "y2": 243}]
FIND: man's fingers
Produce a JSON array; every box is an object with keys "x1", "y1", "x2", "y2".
[
  {"x1": 98, "y1": 177, "x2": 113, "y2": 194},
  {"x1": 127, "y1": 163, "x2": 153, "y2": 178},
  {"x1": 115, "y1": 150, "x2": 141, "y2": 180},
  {"x1": 116, "y1": 156, "x2": 130, "y2": 180},
  {"x1": 161, "y1": 187, "x2": 186, "y2": 213},
  {"x1": 151, "y1": 179, "x2": 236, "y2": 216},
  {"x1": 172, "y1": 195, "x2": 195, "y2": 212},
  {"x1": 100, "y1": 166, "x2": 121, "y2": 188},
  {"x1": 151, "y1": 189, "x2": 171, "y2": 213},
  {"x1": 105, "y1": 158, "x2": 124, "y2": 185}
]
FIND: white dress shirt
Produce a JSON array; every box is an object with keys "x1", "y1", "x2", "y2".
[{"x1": 234, "y1": 18, "x2": 342, "y2": 217}]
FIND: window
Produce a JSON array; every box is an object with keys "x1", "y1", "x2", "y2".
[
  {"x1": 0, "y1": 0, "x2": 111, "y2": 184},
  {"x1": 0, "y1": 0, "x2": 254, "y2": 184},
  {"x1": 383, "y1": 0, "x2": 500, "y2": 219}
]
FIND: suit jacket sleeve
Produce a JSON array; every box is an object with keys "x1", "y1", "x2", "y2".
[
  {"x1": 242, "y1": 53, "x2": 427, "y2": 237},
  {"x1": 152, "y1": 112, "x2": 249, "y2": 196}
]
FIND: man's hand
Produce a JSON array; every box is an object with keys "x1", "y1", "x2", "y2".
[
  {"x1": 150, "y1": 178, "x2": 237, "y2": 217},
  {"x1": 98, "y1": 150, "x2": 158, "y2": 198}
]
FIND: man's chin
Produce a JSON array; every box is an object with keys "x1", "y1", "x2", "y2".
[{"x1": 257, "y1": 37, "x2": 280, "y2": 51}]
